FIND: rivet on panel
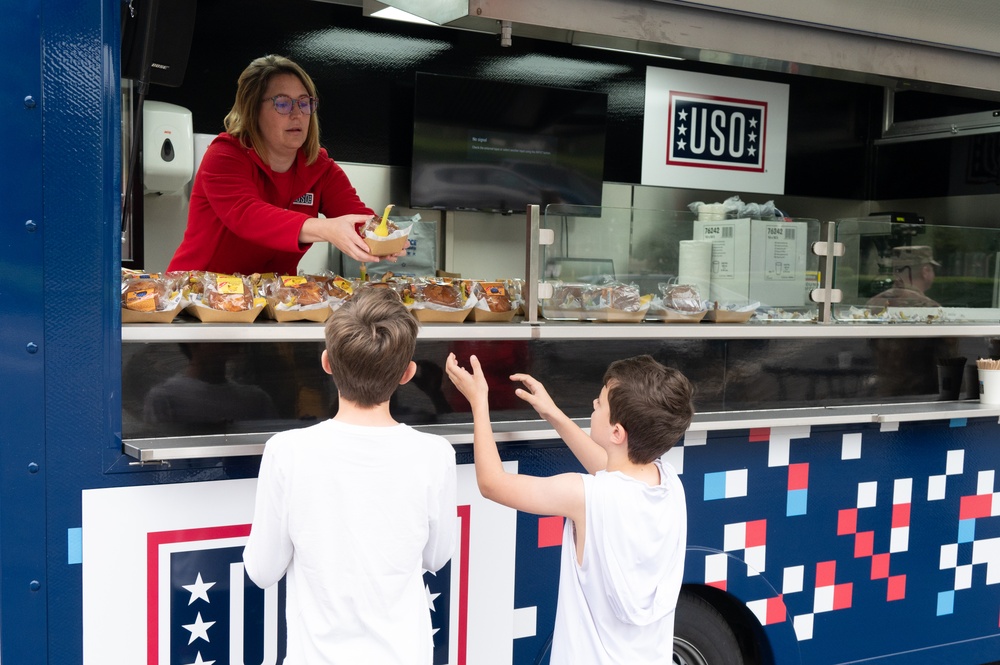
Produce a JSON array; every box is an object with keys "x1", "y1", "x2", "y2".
[
  {"x1": 29, "y1": 580, "x2": 41, "y2": 592},
  {"x1": 24, "y1": 96, "x2": 37, "y2": 109},
  {"x1": 28, "y1": 462, "x2": 39, "y2": 474},
  {"x1": 25, "y1": 220, "x2": 37, "y2": 232},
  {"x1": 26, "y1": 342, "x2": 38, "y2": 354}
]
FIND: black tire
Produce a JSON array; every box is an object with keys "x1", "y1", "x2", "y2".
[{"x1": 673, "y1": 590, "x2": 745, "y2": 665}]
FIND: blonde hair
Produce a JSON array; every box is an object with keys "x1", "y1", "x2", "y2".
[
  {"x1": 223, "y1": 54, "x2": 321, "y2": 165},
  {"x1": 324, "y1": 288, "x2": 418, "y2": 407}
]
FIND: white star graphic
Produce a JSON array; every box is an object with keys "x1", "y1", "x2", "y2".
[
  {"x1": 678, "y1": 109, "x2": 688, "y2": 121},
  {"x1": 186, "y1": 652, "x2": 216, "y2": 665},
  {"x1": 182, "y1": 573, "x2": 215, "y2": 605},
  {"x1": 677, "y1": 124, "x2": 687, "y2": 136},
  {"x1": 748, "y1": 146, "x2": 757, "y2": 157},
  {"x1": 677, "y1": 139, "x2": 687, "y2": 151},
  {"x1": 182, "y1": 612, "x2": 216, "y2": 645},
  {"x1": 749, "y1": 117, "x2": 758, "y2": 128},
  {"x1": 425, "y1": 583, "x2": 441, "y2": 612},
  {"x1": 748, "y1": 131, "x2": 757, "y2": 143}
]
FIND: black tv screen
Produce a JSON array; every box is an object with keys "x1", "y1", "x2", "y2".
[{"x1": 410, "y1": 73, "x2": 608, "y2": 214}]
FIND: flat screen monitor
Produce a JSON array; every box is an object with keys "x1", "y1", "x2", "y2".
[{"x1": 410, "y1": 73, "x2": 608, "y2": 214}]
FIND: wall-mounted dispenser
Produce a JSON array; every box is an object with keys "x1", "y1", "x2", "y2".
[{"x1": 143, "y1": 100, "x2": 193, "y2": 193}]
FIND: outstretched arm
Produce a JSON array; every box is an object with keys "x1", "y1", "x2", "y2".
[
  {"x1": 510, "y1": 372, "x2": 608, "y2": 475},
  {"x1": 445, "y1": 354, "x2": 584, "y2": 523}
]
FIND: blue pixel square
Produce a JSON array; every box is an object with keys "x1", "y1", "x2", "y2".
[
  {"x1": 704, "y1": 472, "x2": 728, "y2": 501},
  {"x1": 949, "y1": 418, "x2": 968, "y2": 428},
  {"x1": 937, "y1": 590, "x2": 955, "y2": 616},
  {"x1": 67, "y1": 527, "x2": 82, "y2": 565},
  {"x1": 957, "y1": 519, "x2": 976, "y2": 544},
  {"x1": 786, "y1": 489, "x2": 808, "y2": 516}
]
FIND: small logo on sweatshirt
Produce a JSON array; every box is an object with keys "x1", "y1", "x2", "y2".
[{"x1": 292, "y1": 193, "x2": 314, "y2": 206}]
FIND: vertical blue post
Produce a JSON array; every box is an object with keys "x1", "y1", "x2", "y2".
[{"x1": 0, "y1": 0, "x2": 120, "y2": 661}]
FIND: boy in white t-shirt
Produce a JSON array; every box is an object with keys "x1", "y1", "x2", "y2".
[
  {"x1": 446, "y1": 353, "x2": 693, "y2": 664},
  {"x1": 244, "y1": 288, "x2": 457, "y2": 664}
]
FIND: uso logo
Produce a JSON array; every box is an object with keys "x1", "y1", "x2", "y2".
[{"x1": 666, "y1": 92, "x2": 767, "y2": 172}]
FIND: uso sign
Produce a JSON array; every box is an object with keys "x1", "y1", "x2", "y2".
[{"x1": 642, "y1": 66, "x2": 788, "y2": 194}]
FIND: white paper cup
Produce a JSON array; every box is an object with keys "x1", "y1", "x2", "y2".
[{"x1": 978, "y1": 368, "x2": 1000, "y2": 405}]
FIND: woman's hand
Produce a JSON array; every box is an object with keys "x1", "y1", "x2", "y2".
[
  {"x1": 299, "y1": 215, "x2": 404, "y2": 263},
  {"x1": 445, "y1": 353, "x2": 489, "y2": 410}
]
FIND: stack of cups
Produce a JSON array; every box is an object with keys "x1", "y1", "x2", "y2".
[
  {"x1": 976, "y1": 358, "x2": 1000, "y2": 405},
  {"x1": 698, "y1": 203, "x2": 727, "y2": 222}
]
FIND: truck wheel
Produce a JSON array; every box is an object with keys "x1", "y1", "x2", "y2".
[{"x1": 673, "y1": 590, "x2": 744, "y2": 665}]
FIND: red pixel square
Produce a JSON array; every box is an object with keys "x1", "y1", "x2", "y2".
[
  {"x1": 816, "y1": 560, "x2": 837, "y2": 587},
  {"x1": 745, "y1": 519, "x2": 767, "y2": 548},
  {"x1": 833, "y1": 582, "x2": 853, "y2": 610},
  {"x1": 871, "y1": 553, "x2": 891, "y2": 580},
  {"x1": 960, "y1": 494, "x2": 992, "y2": 521},
  {"x1": 891, "y1": 503, "x2": 911, "y2": 528},
  {"x1": 538, "y1": 516, "x2": 564, "y2": 548},
  {"x1": 837, "y1": 508, "x2": 858, "y2": 536},
  {"x1": 749, "y1": 428, "x2": 771, "y2": 442},
  {"x1": 787, "y1": 463, "x2": 809, "y2": 491},
  {"x1": 707, "y1": 579, "x2": 727, "y2": 591},
  {"x1": 766, "y1": 596, "x2": 787, "y2": 625},
  {"x1": 887, "y1": 574, "x2": 906, "y2": 601},
  {"x1": 854, "y1": 531, "x2": 874, "y2": 558}
]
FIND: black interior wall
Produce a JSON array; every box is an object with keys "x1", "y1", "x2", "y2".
[{"x1": 147, "y1": 0, "x2": 990, "y2": 203}]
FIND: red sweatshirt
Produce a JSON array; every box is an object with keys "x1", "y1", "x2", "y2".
[{"x1": 167, "y1": 133, "x2": 374, "y2": 275}]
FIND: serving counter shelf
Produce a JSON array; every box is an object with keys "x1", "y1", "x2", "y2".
[
  {"x1": 121, "y1": 320, "x2": 1000, "y2": 342},
  {"x1": 122, "y1": 401, "x2": 1000, "y2": 463}
]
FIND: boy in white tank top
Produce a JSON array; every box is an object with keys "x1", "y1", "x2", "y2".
[{"x1": 445, "y1": 353, "x2": 694, "y2": 664}]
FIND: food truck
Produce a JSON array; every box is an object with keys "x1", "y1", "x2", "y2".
[{"x1": 5, "y1": 0, "x2": 1000, "y2": 663}]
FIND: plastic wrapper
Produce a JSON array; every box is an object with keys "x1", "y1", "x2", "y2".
[
  {"x1": 361, "y1": 216, "x2": 413, "y2": 256},
  {"x1": 688, "y1": 195, "x2": 782, "y2": 219}
]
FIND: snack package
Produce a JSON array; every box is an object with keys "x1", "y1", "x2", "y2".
[
  {"x1": 407, "y1": 278, "x2": 472, "y2": 322},
  {"x1": 187, "y1": 273, "x2": 265, "y2": 322},
  {"x1": 120, "y1": 272, "x2": 184, "y2": 322},
  {"x1": 468, "y1": 281, "x2": 520, "y2": 322},
  {"x1": 361, "y1": 215, "x2": 412, "y2": 256}
]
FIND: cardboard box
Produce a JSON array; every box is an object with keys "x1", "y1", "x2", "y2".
[
  {"x1": 410, "y1": 306, "x2": 472, "y2": 323},
  {"x1": 264, "y1": 299, "x2": 334, "y2": 322},
  {"x1": 748, "y1": 219, "x2": 808, "y2": 307},
  {"x1": 121, "y1": 303, "x2": 184, "y2": 323},
  {"x1": 693, "y1": 218, "x2": 751, "y2": 305},
  {"x1": 467, "y1": 307, "x2": 518, "y2": 322},
  {"x1": 185, "y1": 301, "x2": 266, "y2": 323}
]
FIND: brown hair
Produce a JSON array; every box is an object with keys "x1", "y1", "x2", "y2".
[
  {"x1": 223, "y1": 54, "x2": 321, "y2": 165},
  {"x1": 324, "y1": 288, "x2": 418, "y2": 407},
  {"x1": 603, "y1": 355, "x2": 694, "y2": 464}
]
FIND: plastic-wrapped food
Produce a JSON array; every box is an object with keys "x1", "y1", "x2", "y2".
[
  {"x1": 410, "y1": 279, "x2": 463, "y2": 309},
  {"x1": 203, "y1": 273, "x2": 254, "y2": 312},
  {"x1": 660, "y1": 283, "x2": 706, "y2": 313},
  {"x1": 582, "y1": 282, "x2": 642, "y2": 312},
  {"x1": 122, "y1": 276, "x2": 170, "y2": 312}
]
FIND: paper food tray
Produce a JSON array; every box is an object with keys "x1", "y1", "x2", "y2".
[
  {"x1": 647, "y1": 308, "x2": 707, "y2": 323},
  {"x1": 264, "y1": 299, "x2": 334, "y2": 323},
  {"x1": 185, "y1": 302, "x2": 265, "y2": 323},
  {"x1": 703, "y1": 308, "x2": 755, "y2": 323},
  {"x1": 468, "y1": 307, "x2": 518, "y2": 322},
  {"x1": 121, "y1": 303, "x2": 184, "y2": 323}
]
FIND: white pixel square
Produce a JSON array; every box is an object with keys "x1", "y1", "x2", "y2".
[
  {"x1": 893, "y1": 478, "x2": 912, "y2": 504},
  {"x1": 889, "y1": 526, "x2": 909, "y2": 553},
  {"x1": 972, "y1": 537, "x2": 1000, "y2": 584},
  {"x1": 858, "y1": 481, "x2": 878, "y2": 509},
  {"x1": 663, "y1": 446, "x2": 684, "y2": 475},
  {"x1": 879, "y1": 421, "x2": 899, "y2": 432},
  {"x1": 940, "y1": 543, "x2": 958, "y2": 570},
  {"x1": 783, "y1": 565, "x2": 804, "y2": 594},
  {"x1": 978, "y1": 470, "x2": 995, "y2": 496},
  {"x1": 992, "y1": 493, "x2": 1000, "y2": 518},
  {"x1": 768, "y1": 437, "x2": 790, "y2": 468},
  {"x1": 841, "y1": 433, "x2": 862, "y2": 460},
  {"x1": 793, "y1": 613, "x2": 814, "y2": 640},
  {"x1": 705, "y1": 552, "x2": 728, "y2": 584},
  {"x1": 946, "y1": 449, "x2": 965, "y2": 476},
  {"x1": 955, "y1": 565, "x2": 974, "y2": 591},
  {"x1": 682, "y1": 430, "x2": 707, "y2": 446},
  {"x1": 744, "y1": 545, "x2": 766, "y2": 575},
  {"x1": 745, "y1": 598, "x2": 768, "y2": 627},
  {"x1": 724, "y1": 522, "x2": 746, "y2": 552},
  {"x1": 726, "y1": 469, "x2": 748, "y2": 498},
  {"x1": 928, "y1": 475, "x2": 947, "y2": 501},
  {"x1": 813, "y1": 585, "x2": 834, "y2": 613},
  {"x1": 512, "y1": 606, "x2": 537, "y2": 639}
]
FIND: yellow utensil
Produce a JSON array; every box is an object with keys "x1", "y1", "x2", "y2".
[{"x1": 375, "y1": 204, "x2": 393, "y2": 237}]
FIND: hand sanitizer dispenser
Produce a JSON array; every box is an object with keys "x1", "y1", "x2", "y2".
[{"x1": 143, "y1": 101, "x2": 194, "y2": 193}]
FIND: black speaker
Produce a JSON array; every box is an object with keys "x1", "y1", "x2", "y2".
[{"x1": 121, "y1": 0, "x2": 198, "y2": 88}]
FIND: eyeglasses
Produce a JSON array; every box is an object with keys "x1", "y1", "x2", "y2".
[{"x1": 264, "y1": 95, "x2": 319, "y2": 115}]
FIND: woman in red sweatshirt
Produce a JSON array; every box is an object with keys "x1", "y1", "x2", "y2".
[{"x1": 168, "y1": 54, "x2": 396, "y2": 276}]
